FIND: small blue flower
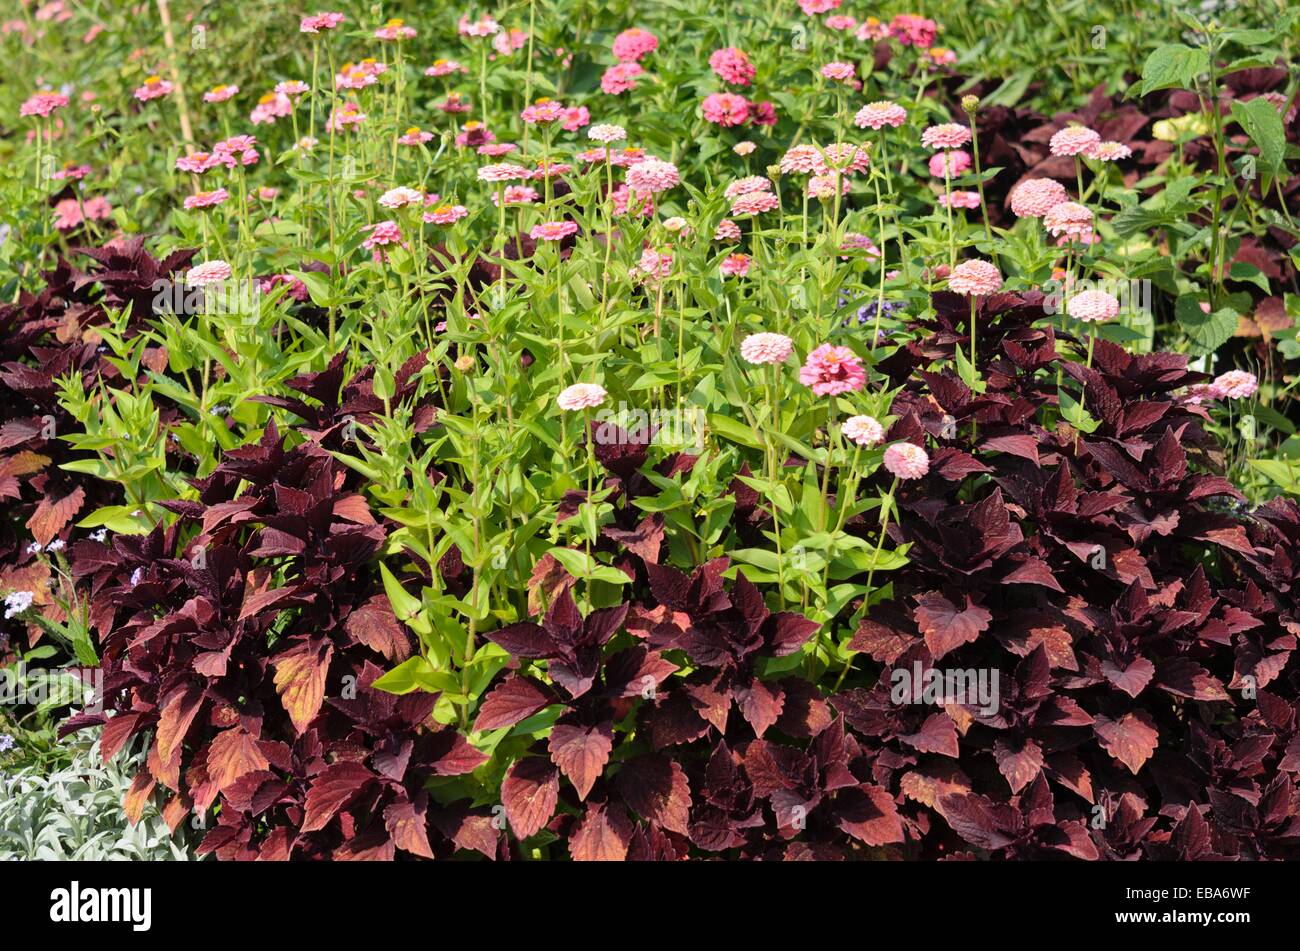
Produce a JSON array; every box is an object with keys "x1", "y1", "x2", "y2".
[{"x1": 0, "y1": 734, "x2": 16, "y2": 754}]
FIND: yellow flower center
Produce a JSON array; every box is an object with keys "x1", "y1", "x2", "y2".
[
  {"x1": 405, "y1": 126, "x2": 421, "y2": 136},
  {"x1": 145, "y1": 75, "x2": 161, "y2": 85},
  {"x1": 259, "y1": 93, "x2": 276, "y2": 104}
]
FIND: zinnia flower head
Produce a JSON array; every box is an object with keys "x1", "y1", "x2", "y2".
[
  {"x1": 1088, "y1": 141, "x2": 1131, "y2": 162},
  {"x1": 724, "y1": 175, "x2": 773, "y2": 199},
  {"x1": 601, "y1": 62, "x2": 643, "y2": 95},
  {"x1": 702, "y1": 92, "x2": 750, "y2": 128},
  {"x1": 720, "y1": 253, "x2": 751, "y2": 277},
  {"x1": 890, "y1": 13, "x2": 937, "y2": 47},
  {"x1": 134, "y1": 75, "x2": 174, "y2": 102},
  {"x1": 815, "y1": 143, "x2": 870, "y2": 175},
  {"x1": 799, "y1": 344, "x2": 867, "y2": 396},
  {"x1": 378, "y1": 186, "x2": 424, "y2": 209},
  {"x1": 1214, "y1": 370, "x2": 1259, "y2": 400},
  {"x1": 20, "y1": 91, "x2": 70, "y2": 118},
  {"x1": 183, "y1": 188, "x2": 229, "y2": 210},
  {"x1": 362, "y1": 220, "x2": 402, "y2": 249},
  {"x1": 478, "y1": 162, "x2": 531, "y2": 183},
  {"x1": 883, "y1": 442, "x2": 929, "y2": 479},
  {"x1": 374, "y1": 18, "x2": 416, "y2": 41},
  {"x1": 1050, "y1": 125, "x2": 1101, "y2": 157},
  {"x1": 521, "y1": 98, "x2": 565, "y2": 124},
  {"x1": 588, "y1": 123, "x2": 626, "y2": 143},
  {"x1": 187, "y1": 260, "x2": 232, "y2": 286},
  {"x1": 842, "y1": 415, "x2": 885, "y2": 447},
  {"x1": 730, "y1": 191, "x2": 780, "y2": 215},
  {"x1": 203, "y1": 83, "x2": 238, "y2": 103},
  {"x1": 1067, "y1": 289, "x2": 1120, "y2": 323},
  {"x1": 300, "y1": 12, "x2": 345, "y2": 33},
  {"x1": 709, "y1": 47, "x2": 755, "y2": 86},
  {"x1": 821, "y1": 62, "x2": 855, "y2": 82},
  {"x1": 424, "y1": 204, "x2": 469, "y2": 225},
  {"x1": 740, "y1": 332, "x2": 794, "y2": 365},
  {"x1": 557, "y1": 382, "x2": 607, "y2": 411},
  {"x1": 940, "y1": 191, "x2": 982, "y2": 209},
  {"x1": 780, "y1": 144, "x2": 822, "y2": 175},
  {"x1": 1042, "y1": 201, "x2": 1094, "y2": 239},
  {"x1": 929, "y1": 150, "x2": 971, "y2": 177},
  {"x1": 715, "y1": 219, "x2": 742, "y2": 242},
  {"x1": 530, "y1": 220, "x2": 578, "y2": 241},
  {"x1": 1009, "y1": 178, "x2": 1068, "y2": 218},
  {"x1": 626, "y1": 158, "x2": 680, "y2": 194},
  {"x1": 948, "y1": 259, "x2": 1002, "y2": 296},
  {"x1": 612, "y1": 28, "x2": 658, "y2": 62},
  {"x1": 633, "y1": 247, "x2": 673, "y2": 282},
  {"x1": 921, "y1": 123, "x2": 971, "y2": 150},
  {"x1": 854, "y1": 101, "x2": 907, "y2": 130}
]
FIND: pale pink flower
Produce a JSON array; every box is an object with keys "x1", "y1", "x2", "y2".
[
  {"x1": 374, "y1": 18, "x2": 416, "y2": 41},
  {"x1": 1009, "y1": 178, "x2": 1068, "y2": 218},
  {"x1": 633, "y1": 247, "x2": 673, "y2": 282},
  {"x1": 740, "y1": 333, "x2": 794, "y2": 365},
  {"x1": 724, "y1": 175, "x2": 773, "y2": 199},
  {"x1": 425, "y1": 204, "x2": 469, "y2": 225},
  {"x1": 733, "y1": 141, "x2": 757, "y2": 156},
  {"x1": 300, "y1": 12, "x2": 345, "y2": 33},
  {"x1": 890, "y1": 14, "x2": 937, "y2": 48},
  {"x1": 799, "y1": 0, "x2": 842, "y2": 14},
  {"x1": 929, "y1": 149, "x2": 971, "y2": 177},
  {"x1": 493, "y1": 28, "x2": 529, "y2": 56},
  {"x1": 921, "y1": 123, "x2": 971, "y2": 150},
  {"x1": 854, "y1": 101, "x2": 907, "y2": 130},
  {"x1": 183, "y1": 188, "x2": 229, "y2": 210},
  {"x1": 362, "y1": 220, "x2": 402, "y2": 249},
  {"x1": 398, "y1": 126, "x2": 434, "y2": 145},
  {"x1": 715, "y1": 219, "x2": 742, "y2": 242},
  {"x1": 493, "y1": 185, "x2": 538, "y2": 206},
  {"x1": 808, "y1": 174, "x2": 850, "y2": 199},
  {"x1": 948, "y1": 259, "x2": 1002, "y2": 296},
  {"x1": 825, "y1": 15, "x2": 857, "y2": 31},
  {"x1": 840, "y1": 233, "x2": 881, "y2": 257},
  {"x1": 1183, "y1": 383, "x2": 1225, "y2": 405},
  {"x1": 1050, "y1": 126, "x2": 1101, "y2": 158},
  {"x1": 20, "y1": 91, "x2": 69, "y2": 118},
  {"x1": 814, "y1": 143, "x2": 870, "y2": 175},
  {"x1": 478, "y1": 162, "x2": 531, "y2": 183},
  {"x1": 134, "y1": 75, "x2": 174, "y2": 101},
  {"x1": 176, "y1": 151, "x2": 219, "y2": 174},
  {"x1": 842, "y1": 415, "x2": 885, "y2": 447},
  {"x1": 1067, "y1": 290, "x2": 1120, "y2": 323},
  {"x1": 1087, "y1": 140, "x2": 1131, "y2": 161},
  {"x1": 186, "y1": 260, "x2": 232, "y2": 286},
  {"x1": 378, "y1": 186, "x2": 424, "y2": 209},
  {"x1": 883, "y1": 442, "x2": 929, "y2": 479},
  {"x1": 562, "y1": 106, "x2": 590, "y2": 132},
  {"x1": 530, "y1": 220, "x2": 578, "y2": 241},
  {"x1": 940, "y1": 191, "x2": 982, "y2": 209},
  {"x1": 557, "y1": 382, "x2": 608, "y2": 410},
  {"x1": 730, "y1": 191, "x2": 780, "y2": 215},
  {"x1": 1214, "y1": 370, "x2": 1259, "y2": 400},
  {"x1": 425, "y1": 59, "x2": 465, "y2": 77},
  {"x1": 626, "y1": 158, "x2": 680, "y2": 194},
  {"x1": 276, "y1": 80, "x2": 309, "y2": 97},
  {"x1": 799, "y1": 344, "x2": 867, "y2": 396},
  {"x1": 821, "y1": 62, "x2": 856, "y2": 82},
  {"x1": 588, "y1": 123, "x2": 626, "y2": 143},
  {"x1": 1042, "y1": 201, "x2": 1094, "y2": 239},
  {"x1": 203, "y1": 83, "x2": 238, "y2": 103},
  {"x1": 521, "y1": 99, "x2": 566, "y2": 124},
  {"x1": 458, "y1": 14, "x2": 500, "y2": 38},
  {"x1": 780, "y1": 144, "x2": 822, "y2": 175}
]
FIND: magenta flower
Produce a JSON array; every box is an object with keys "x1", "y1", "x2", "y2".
[
  {"x1": 709, "y1": 47, "x2": 756, "y2": 86},
  {"x1": 799, "y1": 344, "x2": 867, "y2": 396}
]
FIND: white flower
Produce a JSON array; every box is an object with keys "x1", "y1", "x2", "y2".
[{"x1": 4, "y1": 590, "x2": 35, "y2": 619}]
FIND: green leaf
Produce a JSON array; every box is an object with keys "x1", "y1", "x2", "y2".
[
  {"x1": 1137, "y1": 44, "x2": 1209, "y2": 96},
  {"x1": 1229, "y1": 97, "x2": 1286, "y2": 191},
  {"x1": 1176, "y1": 295, "x2": 1236, "y2": 355}
]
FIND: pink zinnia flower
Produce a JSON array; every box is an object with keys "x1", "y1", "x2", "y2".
[
  {"x1": 740, "y1": 333, "x2": 794, "y2": 365},
  {"x1": 184, "y1": 188, "x2": 229, "y2": 210},
  {"x1": 374, "y1": 18, "x2": 416, "y2": 41},
  {"x1": 948, "y1": 259, "x2": 1003, "y2": 296},
  {"x1": 702, "y1": 92, "x2": 750, "y2": 128},
  {"x1": 730, "y1": 191, "x2": 780, "y2": 215},
  {"x1": 612, "y1": 28, "x2": 658, "y2": 62},
  {"x1": 562, "y1": 106, "x2": 590, "y2": 132},
  {"x1": 1042, "y1": 201, "x2": 1094, "y2": 239},
  {"x1": 493, "y1": 185, "x2": 538, "y2": 206},
  {"x1": 378, "y1": 186, "x2": 424, "y2": 209},
  {"x1": 709, "y1": 47, "x2": 755, "y2": 86},
  {"x1": 424, "y1": 204, "x2": 469, "y2": 225},
  {"x1": 20, "y1": 91, "x2": 69, "y2": 118},
  {"x1": 530, "y1": 220, "x2": 578, "y2": 241},
  {"x1": 883, "y1": 442, "x2": 929, "y2": 479},
  {"x1": 1183, "y1": 382, "x2": 1225, "y2": 405},
  {"x1": 889, "y1": 14, "x2": 937, "y2": 48},
  {"x1": 720, "y1": 253, "x2": 751, "y2": 278},
  {"x1": 1009, "y1": 178, "x2": 1068, "y2": 218},
  {"x1": 748, "y1": 100, "x2": 777, "y2": 127},
  {"x1": 1088, "y1": 141, "x2": 1132, "y2": 162},
  {"x1": 458, "y1": 14, "x2": 500, "y2": 38},
  {"x1": 822, "y1": 62, "x2": 856, "y2": 82},
  {"x1": 362, "y1": 220, "x2": 402, "y2": 249},
  {"x1": 398, "y1": 126, "x2": 434, "y2": 145},
  {"x1": 1214, "y1": 370, "x2": 1259, "y2": 400},
  {"x1": 203, "y1": 83, "x2": 238, "y2": 103},
  {"x1": 186, "y1": 260, "x2": 232, "y2": 286},
  {"x1": 734, "y1": 141, "x2": 757, "y2": 156},
  {"x1": 52, "y1": 162, "x2": 91, "y2": 181},
  {"x1": 610, "y1": 184, "x2": 654, "y2": 218},
  {"x1": 724, "y1": 176, "x2": 773, "y2": 199},
  {"x1": 715, "y1": 219, "x2": 742, "y2": 242},
  {"x1": 808, "y1": 174, "x2": 849, "y2": 199},
  {"x1": 825, "y1": 15, "x2": 857, "y2": 31},
  {"x1": 478, "y1": 162, "x2": 531, "y2": 183},
  {"x1": 493, "y1": 28, "x2": 529, "y2": 55},
  {"x1": 1067, "y1": 290, "x2": 1120, "y2": 323},
  {"x1": 1050, "y1": 126, "x2": 1101, "y2": 158},
  {"x1": 176, "y1": 151, "x2": 219, "y2": 174},
  {"x1": 799, "y1": 344, "x2": 867, "y2": 396},
  {"x1": 425, "y1": 59, "x2": 465, "y2": 77},
  {"x1": 300, "y1": 12, "x2": 345, "y2": 33},
  {"x1": 521, "y1": 99, "x2": 565, "y2": 124},
  {"x1": 799, "y1": 0, "x2": 842, "y2": 14},
  {"x1": 814, "y1": 143, "x2": 870, "y2": 175},
  {"x1": 626, "y1": 158, "x2": 679, "y2": 194},
  {"x1": 134, "y1": 75, "x2": 174, "y2": 101},
  {"x1": 930, "y1": 150, "x2": 971, "y2": 177},
  {"x1": 588, "y1": 123, "x2": 626, "y2": 144},
  {"x1": 840, "y1": 233, "x2": 881, "y2": 257},
  {"x1": 940, "y1": 191, "x2": 982, "y2": 209},
  {"x1": 780, "y1": 145, "x2": 822, "y2": 175},
  {"x1": 921, "y1": 123, "x2": 971, "y2": 150},
  {"x1": 854, "y1": 100, "x2": 907, "y2": 130},
  {"x1": 601, "y1": 62, "x2": 644, "y2": 95},
  {"x1": 557, "y1": 383, "x2": 608, "y2": 411},
  {"x1": 842, "y1": 415, "x2": 885, "y2": 447},
  {"x1": 633, "y1": 247, "x2": 673, "y2": 282}
]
